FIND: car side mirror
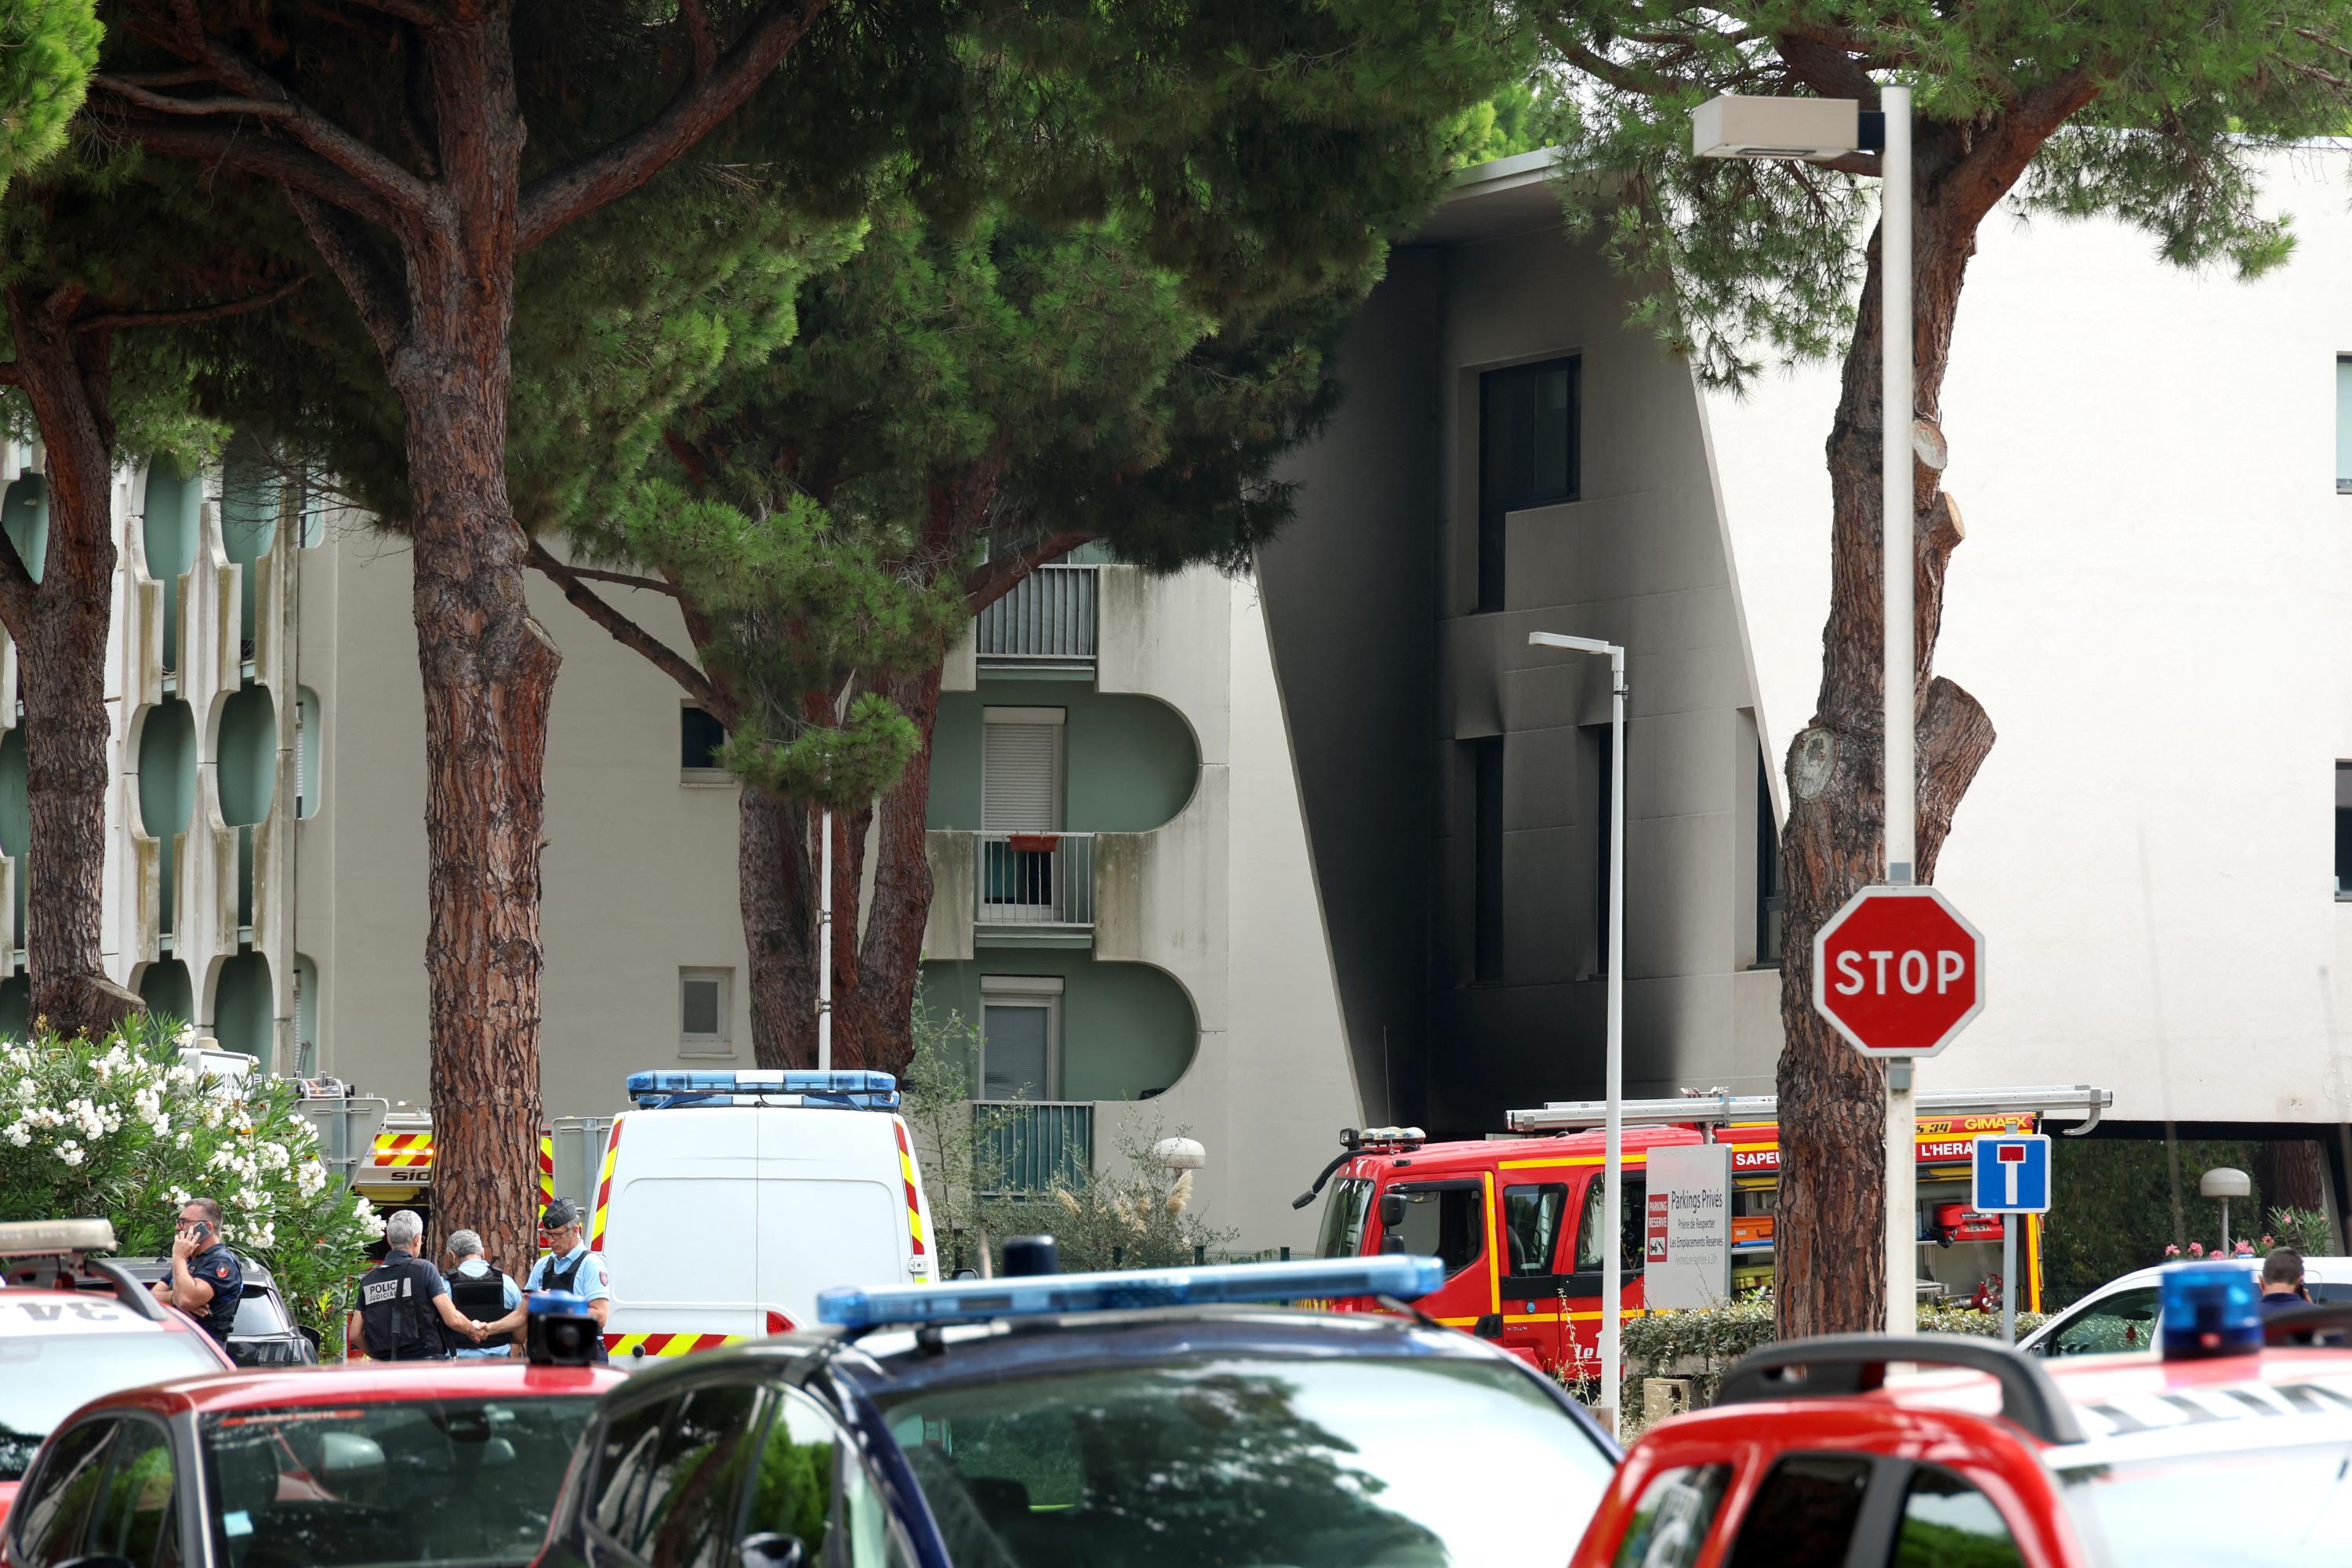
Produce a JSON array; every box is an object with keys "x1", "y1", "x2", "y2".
[
  {"x1": 739, "y1": 1534, "x2": 804, "y2": 1568},
  {"x1": 1378, "y1": 1193, "x2": 1406, "y2": 1230},
  {"x1": 299, "y1": 1325, "x2": 324, "y2": 1354}
]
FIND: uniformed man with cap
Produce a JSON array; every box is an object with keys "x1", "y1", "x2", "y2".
[
  {"x1": 517, "y1": 1200, "x2": 611, "y2": 1363},
  {"x1": 150, "y1": 1196, "x2": 244, "y2": 1348},
  {"x1": 352, "y1": 1210, "x2": 486, "y2": 1360}
]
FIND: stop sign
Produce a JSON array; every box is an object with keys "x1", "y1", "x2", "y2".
[{"x1": 1810, "y1": 884, "x2": 1984, "y2": 1058}]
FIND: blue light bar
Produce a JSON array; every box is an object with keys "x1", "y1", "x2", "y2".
[
  {"x1": 816, "y1": 1254, "x2": 1447, "y2": 1330},
  {"x1": 625, "y1": 1069, "x2": 899, "y2": 1110},
  {"x1": 2161, "y1": 1260, "x2": 2262, "y2": 1360},
  {"x1": 527, "y1": 1289, "x2": 590, "y2": 1317}
]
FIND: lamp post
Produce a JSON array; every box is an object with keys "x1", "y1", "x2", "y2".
[
  {"x1": 1694, "y1": 86, "x2": 1918, "y2": 1333},
  {"x1": 1529, "y1": 631, "x2": 1625, "y2": 1432},
  {"x1": 2201, "y1": 1167, "x2": 2251, "y2": 1254}
]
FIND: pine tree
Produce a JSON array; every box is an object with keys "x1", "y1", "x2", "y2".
[
  {"x1": 1541, "y1": 1, "x2": 2352, "y2": 1338},
  {"x1": 0, "y1": 2, "x2": 100, "y2": 195},
  {"x1": 87, "y1": 0, "x2": 965, "y2": 1264}
]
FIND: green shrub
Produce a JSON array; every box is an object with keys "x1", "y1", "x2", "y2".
[{"x1": 0, "y1": 1016, "x2": 384, "y2": 1348}]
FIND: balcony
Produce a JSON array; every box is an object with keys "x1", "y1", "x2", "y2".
[
  {"x1": 975, "y1": 564, "x2": 1096, "y2": 667},
  {"x1": 977, "y1": 831, "x2": 1094, "y2": 935},
  {"x1": 973, "y1": 1100, "x2": 1094, "y2": 1196}
]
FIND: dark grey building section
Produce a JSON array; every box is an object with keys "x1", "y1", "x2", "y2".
[
  {"x1": 1261, "y1": 154, "x2": 1786, "y2": 1134},
  {"x1": 1257, "y1": 249, "x2": 1442, "y2": 1125}
]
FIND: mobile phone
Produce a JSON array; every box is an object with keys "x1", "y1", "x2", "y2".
[{"x1": 185, "y1": 1220, "x2": 212, "y2": 1246}]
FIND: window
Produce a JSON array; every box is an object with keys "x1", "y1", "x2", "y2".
[
  {"x1": 978, "y1": 975, "x2": 1060, "y2": 1099},
  {"x1": 1502, "y1": 1184, "x2": 1567, "y2": 1277},
  {"x1": 1586, "y1": 721, "x2": 1616, "y2": 973},
  {"x1": 748, "y1": 1386, "x2": 913, "y2": 1567},
  {"x1": 591, "y1": 1384, "x2": 766, "y2": 1567},
  {"x1": 1316, "y1": 1178, "x2": 1374, "y2": 1259},
  {"x1": 1478, "y1": 356, "x2": 1579, "y2": 611},
  {"x1": 2337, "y1": 762, "x2": 2351, "y2": 898},
  {"x1": 1889, "y1": 1466, "x2": 2024, "y2": 1568},
  {"x1": 680, "y1": 968, "x2": 732, "y2": 1057},
  {"x1": 84, "y1": 1420, "x2": 179, "y2": 1568},
  {"x1": 1575, "y1": 1174, "x2": 1647, "y2": 1279},
  {"x1": 1610, "y1": 1463, "x2": 1732, "y2": 1568},
  {"x1": 1469, "y1": 736, "x2": 1504, "y2": 980},
  {"x1": 1724, "y1": 1454, "x2": 1873, "y2": 1568},
  {"x1": 1388, "y1": 1183, "x2": 1485, "y2": 1280},
  {"x1": 1756, "y1": 751, "x2": 1783, "y2": 964},
  {"x1": 10, "y1": 1419, "x2": 118, "y2": 1568},
  {"x1": 2338, "y1": 357, "x2": 2352, "y2": 492},
  {"x1": 982, "y1": 708, "x2": 1064, "y2": 833},
  {"x1": 681, "y1": 706, "x2": 728, "y2": 772},
  {"x1": 2034, "y1": 1284, "x2": 2158, "y2": 1357}
]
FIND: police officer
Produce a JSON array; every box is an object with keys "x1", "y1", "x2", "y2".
[
  {"x1": 352, "y1": 1210, "x2": 485, "y2": 1360},
  {"x1": 521, "y1": 1200, "x2": 611, "y2": 1363},
  {"x1": 445, "y1": 1229, "x2": 523, "y2": 1359},
  {"x1": 150, "y1": 1196, "x2": 244, "y2": 1348}
]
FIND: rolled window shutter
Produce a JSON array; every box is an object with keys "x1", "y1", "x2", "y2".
[{"x1": 983, "y1": 724, "x2": 1058, "y2": 831}]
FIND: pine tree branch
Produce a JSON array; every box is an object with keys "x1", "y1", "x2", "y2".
[
  {"x1": 1554, "y1": 38, "x2": 1679, "y2": 98},
  {"x1": 679, "y1": 0, "x2": 719, "y2": 78},
  {"x1": 561, "y1": 563, "x2": 686, "y2": 597},
  {"x1": 517, "y1": 0, "x2": 830, "y2": 250},
  {"x1": 1774, "y1": 33, "x2": 1878, "y2": 102},
  {"x1": 92, "y1": 114, "x2": 408, "y2": 233},
  {"x1": 285, "y1": 192, "x2": 410, "y2": 356},
  {"x1": 89, "y1": 76, "x2": 296, "y2": 121},
  {"x1": 71, "y1": 275, "x2": 310, "y2": 334},
  {"x1": 963, "y1": 532, "x2": 1096, "y2": 614},
  {"x1": 526, "y1": 538, "x2": 720, "y2": 711}
]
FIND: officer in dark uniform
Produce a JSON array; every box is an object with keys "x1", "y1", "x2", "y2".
[
  {"x1": 151, "y1": 1196, "x2": 244, "y2": 1348},
  {"x1": 352, "y1": 1210, "x2": 485, "y2": 1360}
]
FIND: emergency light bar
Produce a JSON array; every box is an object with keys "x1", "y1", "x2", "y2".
[
  {"x1": 817, "y1": 1253, "x2": 1446, "y2": 1330},
  {"x1": 2161, "y1": 1260, "x2": 2263, "y2": 1360},
  {"x1": 0, "y1": 1218, "x2": 118, "y2": 1257},
  {"x1": 625, "y1": 1069, "x2": 900, "y2": 1111},
  {"x1": 1506, "y1": 1084, "x2": 2113, "y2": 1136}
]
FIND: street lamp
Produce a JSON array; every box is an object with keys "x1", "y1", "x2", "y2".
[
  {"x1": 1693, "y1": 86, "x2": 1918, "y2": 1334},
  {"x1": 2201, "y1": 1167, "x2": 2251, "y2": 1254},
  {"x1": 1528, "y1": 631, "x2": 1625, "y2": 1433}
]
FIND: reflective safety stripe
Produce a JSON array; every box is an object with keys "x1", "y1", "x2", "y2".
[
  {"x1": 370, "y1": 1132, "x2": 434, "y2": 1168},
  {"x1": 590, "y1": 1117, "x2": 624, "y2": 1250},
  {"x1": 604, "y1": 1330, "x2": 742, "y2": 1358},
  {"x1": 892, "y1": 1118, "x2": 926, "y2": 1258},
  {"x1": 537, "y1": 1137, "x2": 555, "y2": 1203}
]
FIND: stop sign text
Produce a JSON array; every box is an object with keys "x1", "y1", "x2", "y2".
[{"x1": 1810, "y1": 884, "x2": 1985, "y2": 1058}]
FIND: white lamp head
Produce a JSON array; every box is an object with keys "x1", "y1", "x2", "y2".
[{"x1": 1691, "y1": 95, "x2": 1863, "y2": 161}]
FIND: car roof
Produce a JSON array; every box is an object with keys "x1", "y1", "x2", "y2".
[
  {"x1": 2063, "y1": 1257, "x2": 2352, "y2": 1296},
  {"x1": 0, "y1": 1288, "x2": 216, "y2": 1339},
  {"x1": 109, "y1": 1255, "x2": 279, "y2": 1288},
  {"x1": 83, "y1": 1361, "x2": 627, "y2": 1417}
]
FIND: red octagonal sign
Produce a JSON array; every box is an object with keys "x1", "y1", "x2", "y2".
[{"x1": 1811, "y1": 884, "x2": 1984, "y2": 1059}]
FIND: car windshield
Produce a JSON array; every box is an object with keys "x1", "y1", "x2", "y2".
[
  {"x1": 1317, "y1": 1178, "x2": 1374, "y2": 1258},
  {"x1": 876, "y1": 1352, "x2": 1614, "y2": 1567},
  {"x1": 198, "y1": 1396, "x2": 597, "y2": 1568},
  {"x1": 0, "y1": 1327, "x2": 224, "y2": 1480},
  {"x1": 2057, "y1": 1439, "x2": 2352, "y2": 1564}
]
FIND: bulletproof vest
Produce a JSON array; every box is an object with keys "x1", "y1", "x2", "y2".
[
  {"x1": 358, "y1": 1252, "x2": 448, "y2": 1360},
  {"x1": 449, "y1": 1265, "x2": 514, "y2": 1348}
]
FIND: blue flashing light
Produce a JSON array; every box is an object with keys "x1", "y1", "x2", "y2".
[
  {"x1": 2160, "y1": 1260, "x2": 2263, "y2": 1360},
  {"x1": 816, "y1": 1254, "x2": 1447, "y2": 1330},
  {"x1": 624, "y1": 1069, "x2": 899, "y2": 1111},
  {"x1": 527, "y1": 1289, "x2": 590, "y2": 1317}
]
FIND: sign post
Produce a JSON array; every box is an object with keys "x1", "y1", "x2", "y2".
[
  {"x1": 1642, "y1": 1144, "x2": 1733, "y2": 1309},
  {"x1": 1813, "y1": 884, "x2": 1986, "y2": 1334},
  {"x1": 1971, "y1": 1132, "x2": 2051, "y2": 1344}
]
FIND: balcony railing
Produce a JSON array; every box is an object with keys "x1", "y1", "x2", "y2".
[
  {"x1": 975, "y1": 564, "x2": 1096, "y2": 662},
  {"x1": 976, "y1": 831, "x2": 1094, "y2": 927},
  {"x1": 973, "y1": 1100, "x2": 1094, "y2": 1196}
]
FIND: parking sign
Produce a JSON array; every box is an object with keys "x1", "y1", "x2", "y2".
[{"x1": 1970, "y1": 1133, "x2": 2051, "y2": 1214}]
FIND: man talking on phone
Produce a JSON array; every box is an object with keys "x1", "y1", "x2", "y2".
[{"x1": 151, "y1": 1196, "x2": 244, "y2": 1348}]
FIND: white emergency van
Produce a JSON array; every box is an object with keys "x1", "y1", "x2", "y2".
[{"x1": 591, "y1": 1069, "x2": 935, "y2": 1362}]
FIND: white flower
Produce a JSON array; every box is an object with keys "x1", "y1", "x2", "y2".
[
  {"x1": 56, "y1": 1140, "x2": 83, "y2": 1167},
  {"x1": 4, "y1": 1121, "x2": 29, "y2": 1148},
  {"x1": 168, "y1": 1186, "x2": 192, "y2": 1208},
  {"x1": 173, "y1": 1130, "x2": 191, "y2": 1149}
]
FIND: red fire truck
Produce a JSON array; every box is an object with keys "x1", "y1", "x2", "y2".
[{"x1": 1299, "y1": 1086, "x2": 2111, "y2": 1376}]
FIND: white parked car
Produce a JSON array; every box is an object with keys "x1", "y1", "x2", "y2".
[
  {"x1": 2021, "y1": 1254, "x2": 2352, "y2": 1356},
  {"x1": 592, "y1": 1069, "x2": 937, "y2": 1361}
]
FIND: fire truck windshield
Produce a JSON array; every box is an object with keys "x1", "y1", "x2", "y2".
[{"x1": 1318, "y1": 1178, "x2": 1374, "y2": 1258}]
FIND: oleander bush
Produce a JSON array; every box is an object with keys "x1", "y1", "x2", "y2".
[{"x1": 0, "y1": 1014, "x2": 384, "y2": 1343}]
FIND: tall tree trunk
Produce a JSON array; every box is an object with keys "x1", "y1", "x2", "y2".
[
  {"x1": 1773, "y1": 165, "x2": 1997, "y2": 1341},
  {"x1": 837, "y1": 661, "x2": 943, "y2": 1076},
  {"x1": 740, "y1": 786, "x2": 818, "y2": 1067},
  {"x1": 5, "y1": 295, "x2": 145, "y2": 1041},
  {"x1": 2257, "y1": 1139, "x2": 2328, "y2": 1220}
]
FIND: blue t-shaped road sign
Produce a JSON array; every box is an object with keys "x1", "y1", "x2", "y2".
[{"x1": 1971, "y1": 1133, "x2": 2051, "y2": 1214}]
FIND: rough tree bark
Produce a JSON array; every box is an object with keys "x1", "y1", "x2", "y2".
[
  {"x1": 739, "y1": 786, "x2": 820, "y2": 1068},
  {"x1": 0, "y1": 289, "x2": 147, "y2": 1041},
  {"x1": 99, "y1": 0, "x2": 832, "y2": 1267},
  {"x1": 1772, "y1": 76, "x2": 2096, "y2": 1341}
]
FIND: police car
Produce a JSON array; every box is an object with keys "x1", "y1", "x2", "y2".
[
  {"x1": 0, "y1": 1221, "x2": 234, "y2": 1526},
  {"x1": 1569, "y1": 1261, "x2": 2352, "y2": 1567},
  {"x1": 535, "y1": 1244, "x2": 1620, "y2": 1567}
]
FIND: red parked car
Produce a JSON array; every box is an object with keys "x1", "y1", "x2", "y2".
[
  {"x1": 1570, "y1": 1264, "x2": 2352, "y2": 1567},
  {"x1": 1, "y1": 1360, "x2": 625, "y2": 1568}
]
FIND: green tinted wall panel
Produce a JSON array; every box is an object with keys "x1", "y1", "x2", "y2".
[
  {"x1": 139, "y1": 960, "x2": 194, "y2": 1030},
  {"x1": 927, "y1": 679, "x2": 1197, "y2": 832},
  {"x1": 220, "y1": 446, "x2": 279, "y2": 647},
  {"x1": 212, "y1": 951, "x2": 274, "y2": 1071},
  {"x1": 2, "y1": 477, "x2": 47, "y2": 584},
  {"x1": 920, "y1": 954, "x2": 1198, "y2": 1101},
  {"x1": 217, "y1": 685, "x2": 277, "y2": 826},
  {"x1": 0, "y1": 975, "x2": 25, "y2": 1040},
  {"x1": 143, "y1": 466, "x2": 201, "y2": 672}
]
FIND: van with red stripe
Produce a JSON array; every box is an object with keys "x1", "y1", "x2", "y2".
[{"x1": 591, "y1": 1070, "x2": 935, "y2": 1365}]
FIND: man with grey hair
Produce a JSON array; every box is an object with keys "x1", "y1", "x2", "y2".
[
  {"x1": 350, "y1": 1210, "x2": 484, "y2": 1360},
  {"x1": 445, "y1": 1229, "x2": 523, "y2": 1359}
]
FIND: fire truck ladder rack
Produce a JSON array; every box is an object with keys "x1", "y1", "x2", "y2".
[{"x1": 1504, "y1": 1084, "x2": 2113, "y2": 1137}]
